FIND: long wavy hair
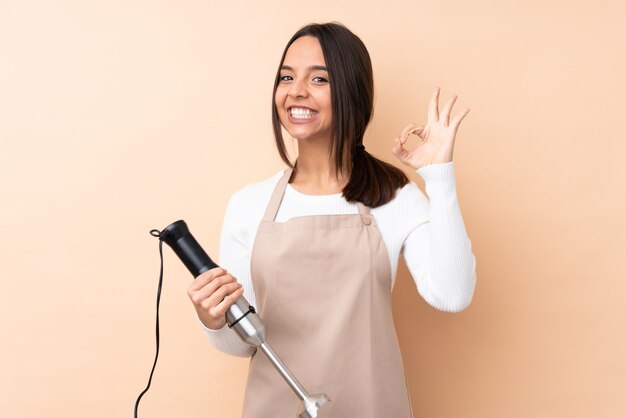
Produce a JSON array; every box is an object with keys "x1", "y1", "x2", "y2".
[{"x1": 272, "y1": 22, "x2": 408, "y2": 208}]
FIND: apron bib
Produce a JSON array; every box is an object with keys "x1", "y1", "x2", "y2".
[{"x1": 242, "y1": 167, "x2": 413, "y2": 418}]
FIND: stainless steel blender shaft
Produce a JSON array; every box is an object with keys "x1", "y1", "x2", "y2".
[{"x1": 227, "y1": 298, "x2": 330, "y2": 418}]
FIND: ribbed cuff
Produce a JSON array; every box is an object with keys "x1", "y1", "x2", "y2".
[
  {"x1": 198, "y1": 317, "x2": 255, "y2": 357},
  {"x1": 416, "y1": 161, "x2": 456, "y2": 197},
  {"x1": 199, "y1": 318, "x2": 225, "y2": 333},
  {"x1": 416, "y1": 161, "x2": 455, "y2": 181}
]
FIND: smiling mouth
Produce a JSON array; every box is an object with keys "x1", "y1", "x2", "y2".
[{"x1": 288, "y1": 107, "x2": 318, "y2": 119}]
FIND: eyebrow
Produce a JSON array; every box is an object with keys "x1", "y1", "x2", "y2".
[{"x1": 281, "y1": 65, "x2": 328, "y2": 72}]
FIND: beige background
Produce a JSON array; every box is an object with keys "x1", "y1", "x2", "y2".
[{"x1": 1, "y1": 1, "x2": 624, "y2": 417}]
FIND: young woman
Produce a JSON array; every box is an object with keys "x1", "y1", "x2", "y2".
[{"x1": 187, "y1": 22, "x2": 476, "y2": 418}]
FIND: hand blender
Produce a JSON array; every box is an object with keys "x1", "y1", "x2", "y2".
[{"x1": 156, "y1": 220, "x2": 330, "y2": 418}]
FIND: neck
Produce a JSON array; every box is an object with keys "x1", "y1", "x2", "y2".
[{"x1": 290, "y1": 138, "x2": 349, "y2": 195}]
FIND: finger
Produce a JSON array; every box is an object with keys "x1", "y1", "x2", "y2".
[
  {"x1": 392, "y1": 137, "x2": 410, "y2": 162},
  {"x1": 400, "y1": 123, "x2": 422, "y2": 143},
  {"x1": 409, "y1": 126, "x2": 424, "y2": 139},
  {"x1": 212, "y1": 286, "x2": 245, "y2": 318},
  {"x1": 392, "y1": 137, "x2": 404, "y2": 155},
  {"x1": 193, "y1": 273, "x2": 237, "y2": 303},
  {"x1": 205, "y1": 282, "x2": 243, "y2": 310},
  {"x1": 428, "y1": 87, "x2": 440, "y2": 122},
  {"x1": 399, "y1": 123, "x2": 414, "y2": 143},
  {"x1": 200, "y1": 267, "x2": 227, "y2": 283},
  {"x1": 450, "y1": 107, "x2": 470, "y2": 130},
  {"x1": 197, "y1": 280, "x2": 241, "y2": 311},
  {"x1": 440, "y1": 94, "x2": 458, "y2": 126},
  {"x1": 188, "y1": 267, "x2": 227, "y2": 292}
]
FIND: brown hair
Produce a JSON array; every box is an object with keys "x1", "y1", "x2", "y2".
[{"x1": 272, "y1": 22, "x2": 408, "y2": 208}]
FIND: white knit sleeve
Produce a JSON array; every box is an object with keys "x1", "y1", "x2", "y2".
[
  {"x1": 200, "y1": 191, "x2": 257, "y2": 357},
  {"x1": 402, "y1": 161, "x2": 477, "y2": 312}
]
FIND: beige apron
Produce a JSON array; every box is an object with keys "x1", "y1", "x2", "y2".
[{"x1": 243, "y1": 167, "x2": 413, "y2": 418}]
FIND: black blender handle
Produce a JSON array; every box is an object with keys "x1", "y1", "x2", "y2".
[
  {"x1": 158, "y1": 220, "x2": 219, "y2": 277},
  {"x1": 156, "y1": 219, "x2": 259, "y2": 335}
]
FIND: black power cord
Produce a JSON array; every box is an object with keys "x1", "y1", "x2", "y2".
[{"x1": 133, "y1": 230, "x2": 164, "y2": 417}]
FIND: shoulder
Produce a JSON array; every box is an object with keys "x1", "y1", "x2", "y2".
[
  {"x1": 371, "y1": 181, "x2": 429, "y2": 232},
  {"x1": 374, "y1": 181, "x2": 428, "y2": 213},
  {"x1": 220, "y1": 169, "x2": 286, "y2": 248},
  {"x1": 395, "y1": 181, "x2": 429, "y2": 208}
]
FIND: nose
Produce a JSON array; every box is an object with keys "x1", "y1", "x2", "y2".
[{"x1": 288, "y1": 78, "x2": 309, "y2": 99}]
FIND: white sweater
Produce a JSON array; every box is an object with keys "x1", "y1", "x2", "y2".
[{"x1": 203, "y1": 161, "x2": 477, "y2": 357}]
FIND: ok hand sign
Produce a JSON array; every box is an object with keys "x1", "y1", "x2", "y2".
[{"x1": 392, "y1": 87, "x2": 470, "y2": 170}]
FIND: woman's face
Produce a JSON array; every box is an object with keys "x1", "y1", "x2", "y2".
[{"x1": 274, "y1": 36, "x2": 332, "y2": 143}]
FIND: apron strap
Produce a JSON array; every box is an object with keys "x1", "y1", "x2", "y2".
[
  {"x1": 262, "y1": 167, "x2": 294, "y2": 222},
  {"x1": 262, "y1": 166, "x2": 372, "y2": 221},
  {"x1": 356, "y1": 202, "x2": 371, "y2": 215}
]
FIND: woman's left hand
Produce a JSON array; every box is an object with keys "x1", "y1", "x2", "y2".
[{"x1": 392, "y1": 86, "x2": 470, "y2": 170}]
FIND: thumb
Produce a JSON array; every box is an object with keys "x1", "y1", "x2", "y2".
[{"x1": 392, "y1": 137, "x2": 410, "y2": 161}]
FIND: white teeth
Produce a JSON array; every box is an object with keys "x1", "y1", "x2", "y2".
[{"x1": 289, "y1": 107, "x2": 316, "y2": 119}]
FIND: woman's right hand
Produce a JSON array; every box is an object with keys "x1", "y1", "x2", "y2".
[{"x1": 187, "y1": 267, "x2": 245, "y2": 330}]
